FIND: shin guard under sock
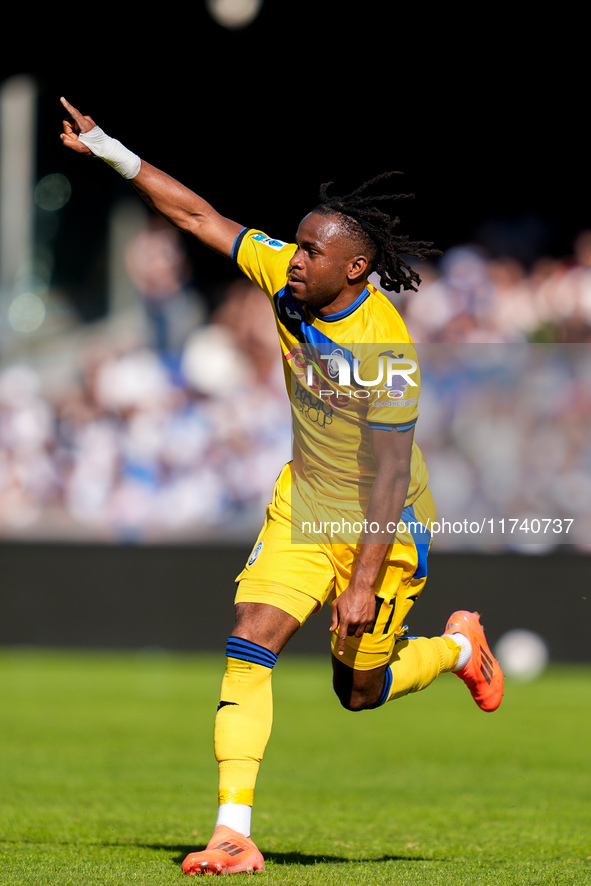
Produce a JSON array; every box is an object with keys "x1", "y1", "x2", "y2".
[{"x1": 214, "y1": 638, "x2": 276, "y2": 808}]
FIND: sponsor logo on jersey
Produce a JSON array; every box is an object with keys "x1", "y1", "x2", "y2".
[
  {"x1": 384, "y1": 374, "x2": 410, "y2": 399},
  {"x1": 374, "y1": 397, "x2": 417, "y2": 408},
  {"x1": 251, "y1": 233, "x2": 288, "y2": 251}
]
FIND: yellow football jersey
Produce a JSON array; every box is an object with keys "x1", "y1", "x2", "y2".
[{"x1": 233, "y1": 228, "x2": 430, "y2": 545}]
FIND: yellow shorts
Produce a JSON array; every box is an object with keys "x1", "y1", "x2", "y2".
[{"x1": 235, "y1": 463, "x2": 436, "y2": 671}]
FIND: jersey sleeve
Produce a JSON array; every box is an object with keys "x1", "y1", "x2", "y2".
[
  {"x1": 232, "y1": 228, "x2": 296, "y2": 301},
  {"x1": 363, "y1": 342, "x2": 420, "y2": 431}
]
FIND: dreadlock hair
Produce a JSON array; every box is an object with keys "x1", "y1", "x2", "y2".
[{"x1": 312, "y1": 171, "x2": 440, "y2": 293}]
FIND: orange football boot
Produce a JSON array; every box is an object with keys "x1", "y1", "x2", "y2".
[
  {"x1": 444, "y1": 610, "x2": 504, "y2": 712},
  {"x1": 182, "y1": 825, "x2": 265, "y2": 875}
]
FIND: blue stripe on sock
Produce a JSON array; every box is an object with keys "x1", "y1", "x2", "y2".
[{"x1": 226, "y1": 637, "x2": 278, "y2": 669}]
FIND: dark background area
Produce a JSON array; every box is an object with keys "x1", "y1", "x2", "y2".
[
  {"x1": 1, "y1": 544, "x2": 589, "y2": 661},
  {"x1": 3, "y1": 5, "x2": 588, "y2": 319}
]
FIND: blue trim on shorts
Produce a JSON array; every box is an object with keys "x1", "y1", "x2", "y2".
[
  {"x1": 401, "y1": 504, "x2": 431, "y2": 580},
  {"x1": 226, "y1": 637, "x2": 278, "y2": 669},
  {"x1": 367, "y1": 664, "x2": 393, "y2": 708}
]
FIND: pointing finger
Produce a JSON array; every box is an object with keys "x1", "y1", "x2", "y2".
[
  {"x1": 60, "y1": 96, "x2": 81, "y2": 121},
  {"x1": 60, "y1": 97, "x2": 96, "y2": 133}
]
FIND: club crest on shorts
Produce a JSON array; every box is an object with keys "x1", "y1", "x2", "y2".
[{"x1": 247, "y1": 541, "x2": 263, "y2": 566}]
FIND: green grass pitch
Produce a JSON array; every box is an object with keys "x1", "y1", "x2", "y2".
[{"x1": 0, "y1": 647, "x2": 590, "y2": 885}]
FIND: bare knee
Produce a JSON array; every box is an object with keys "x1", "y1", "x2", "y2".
[
  {"x1": 232, "y1": 602, "x2": 300, "y2": 656},
  {"x1": 332, "y1": 658, "x2": 388, "y2": 711}
]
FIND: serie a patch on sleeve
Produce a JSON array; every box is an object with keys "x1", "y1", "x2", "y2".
[{"x1": 251, "y1": 233, "x2": 289, "y2": 251}]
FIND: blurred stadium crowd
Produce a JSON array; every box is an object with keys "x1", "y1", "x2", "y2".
[{"x1": 1, "y1": 221, "x2": 590, "y2": 550}]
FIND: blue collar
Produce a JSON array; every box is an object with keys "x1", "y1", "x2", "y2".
[{"x1": 312, "y1": 287, "x2": 371, "y2": 322}]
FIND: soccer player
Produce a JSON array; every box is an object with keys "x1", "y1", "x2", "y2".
[{"x1": 60, "y1": 98, "x2": 504, "y2": 876}]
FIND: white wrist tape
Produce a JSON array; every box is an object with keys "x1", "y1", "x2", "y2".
[{"x1": 78, "y1": 126, "x2": 141, "y2": 180}]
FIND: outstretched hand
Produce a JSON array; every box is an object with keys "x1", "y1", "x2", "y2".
[{"x1": 60, "y1": 97, "x2": 96, "y2": 154}]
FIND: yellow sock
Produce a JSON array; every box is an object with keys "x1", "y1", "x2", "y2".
[
  {"x1": 214, "y1": 640, "x2": 276, "y2": 807},
  {"x1": 381, "y1": 635, "x2": 460, "y2": 703}
]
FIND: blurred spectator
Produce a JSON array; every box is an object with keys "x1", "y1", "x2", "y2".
[
  {"x1": 400, "y1": 232, "x2": 591, "y2": 346},
  {"x1": 1, "y1": 230, "x2": 590, "y2": 550},
  {"x1": 125, "y1": 219, "x2": 207, "y2": 358}
]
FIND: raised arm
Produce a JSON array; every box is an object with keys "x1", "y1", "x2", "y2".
[{"x1": 60, "y1": 98, "x2": 243, "y2": 259}]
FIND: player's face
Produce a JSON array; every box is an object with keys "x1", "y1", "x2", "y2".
[{"x1": 288, "y1": 212, "x2": 364, "y2": 310}]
